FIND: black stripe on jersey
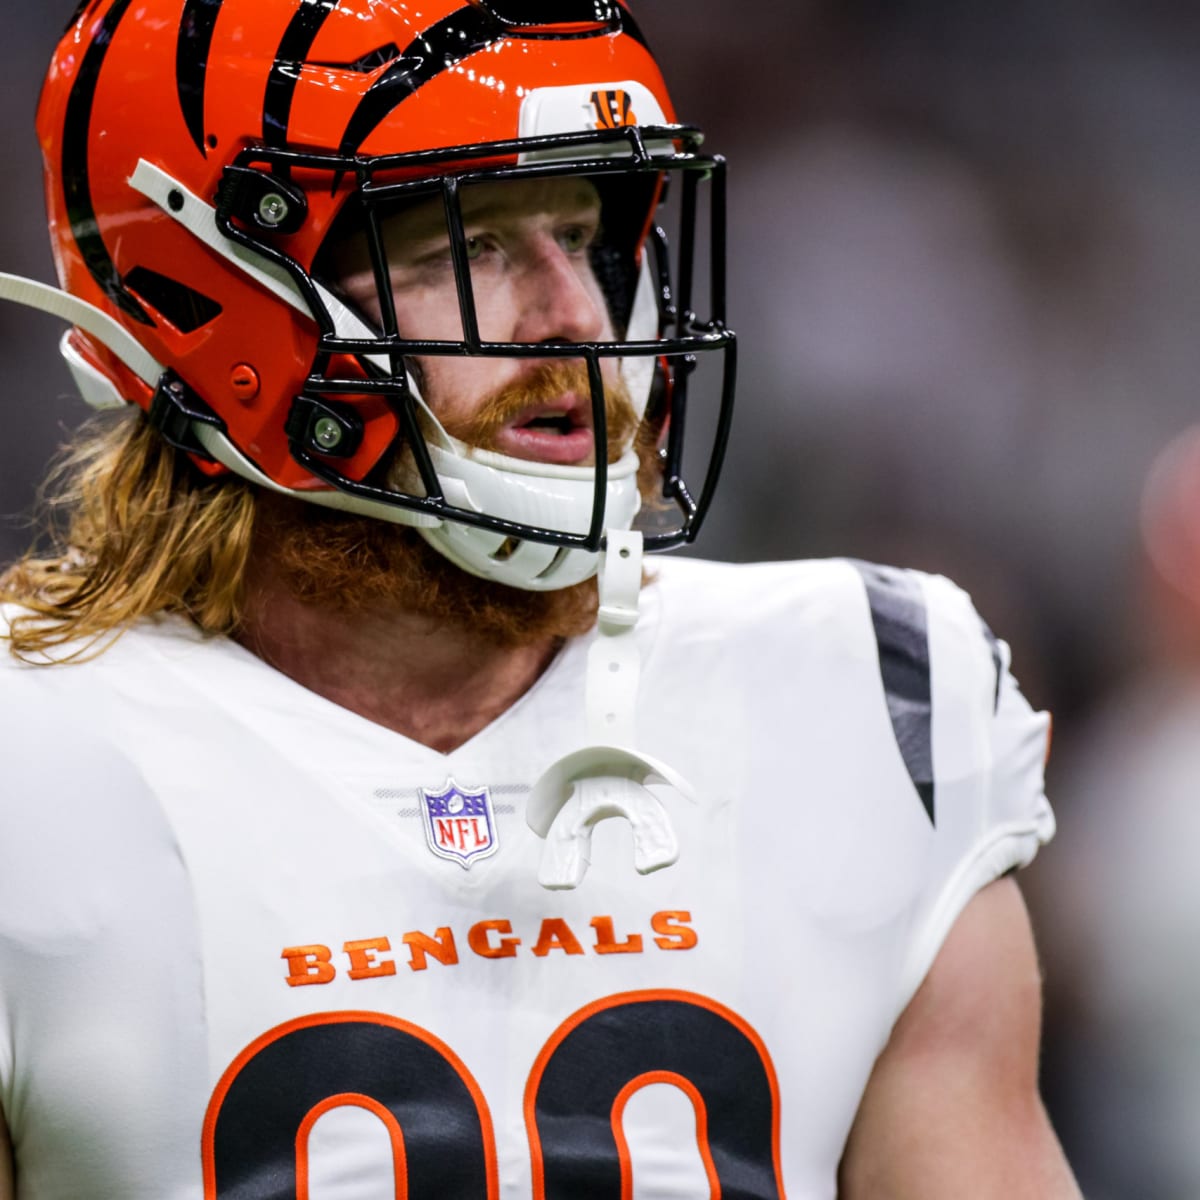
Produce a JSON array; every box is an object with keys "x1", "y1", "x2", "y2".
[
  {"x1": 263, "y1": 0, "x2": 342, "y2": 147},
  {"x1": 849, "y1": 561, "x2": 935, "y2": 826},
  {"x1": 177, "y1": 0, "x2": 226, "y2": 156},
  {"x1": 337, "y1": 6, "x2": 501, "y2": 156},
  {"x1": 979, "y1": 618, "x2": 1003, "y2": 713},
  {"x1": 63, "y1": 0, "x2": 154, "y2": 325}
]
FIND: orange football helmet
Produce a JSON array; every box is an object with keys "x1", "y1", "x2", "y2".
[{"x1": 20, "y1": 0, "x2": 735, "y2": 589}]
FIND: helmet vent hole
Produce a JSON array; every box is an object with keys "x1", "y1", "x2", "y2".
[
  {"x1": 534, "y1": 548, "x2": 572, "y2": 580},
  {"x1": 490, "y1": 538, "x2": 521, "y2": 562},
  {"x1": 125, "y1": 267, "x2": 223, "y2": 334},
  {"x1": 207, "y1": 134, "x2": 219, "y2": 150}
]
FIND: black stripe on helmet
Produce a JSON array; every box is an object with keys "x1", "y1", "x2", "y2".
[
  {"x1": 177, "y1": 0, "x2": 226, "y2": 156},
  {"x1": 849, "y1": 560, "x2": 936, "y2": 826},
  {"x1": 64, "y1": 0, "x2": 96, "y2": 35},
  {"x1": 263, "y1": 0, "x2": 342, "y2": 147},
  {"x1": 615, "y1": 3, "x2": 651, "y2": 53},
  {"x1": 63, "y1": 0, "x2": 154, "y2": 325},
  {"x1": 337, "y1": 5, "x2": 502, "y2": 157}
]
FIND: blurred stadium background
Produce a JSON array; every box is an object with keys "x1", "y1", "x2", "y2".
[{"x1": 5, "y1": 3, "x2": 1200, "y2": 1194}]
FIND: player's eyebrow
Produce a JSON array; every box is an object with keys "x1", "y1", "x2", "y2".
[
  {"x1": 380, "y1": 180, "x2": 602, "y2": 245},
  {"x1": 457, "y1": 182, "x2": 602, "y2": 225}
]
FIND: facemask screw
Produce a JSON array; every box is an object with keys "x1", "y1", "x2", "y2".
[
  {"x1": 257, "y1": 192, "x2": 290, "y2": 228},
  {"x1": 312, "y1": 416, "x2": 345, "y2": 452}
]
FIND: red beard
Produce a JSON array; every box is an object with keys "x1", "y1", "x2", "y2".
[{"x1": 256, "y1": 361, "x2": 648, "y2": 646}]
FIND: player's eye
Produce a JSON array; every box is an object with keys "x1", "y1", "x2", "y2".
[
  {"x1": 464, "y1": 235, "x2": 484, "y2": 260},
  {"x1": 559, "y1": 225, "x2": 593, "y2": 254}
]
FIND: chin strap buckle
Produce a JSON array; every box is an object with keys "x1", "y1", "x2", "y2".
[
  {"x1": 527, "y1": 529, "x2": 694, "y2": 889},
  {"x1": 149, "y1": 370, "x2": 224, "y2": 459}
]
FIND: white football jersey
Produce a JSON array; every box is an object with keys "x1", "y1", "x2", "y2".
[{"x1": 0, "y1": 557, "x2": 1053, "y2": 1199}]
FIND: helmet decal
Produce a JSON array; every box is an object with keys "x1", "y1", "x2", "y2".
[
  {"x1": 64, "y1": 0, "x2": 154, "y2": 325},
  {"x1": 337, "y1": 6, "x2": 503, "y2": 156},
  {"x1": 177, "y1": 0, "x2": 226, "y2": 157},
  {"x1": 263, "y1": 0, "x2": 343, "y2": 149},
  {"x1": 590, "y1": 88, "x2": 638, "y2": 130}
]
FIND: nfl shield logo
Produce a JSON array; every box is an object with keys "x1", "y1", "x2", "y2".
[{"x1": 419, "y1": 779, "x2": 500, "y2": 869}]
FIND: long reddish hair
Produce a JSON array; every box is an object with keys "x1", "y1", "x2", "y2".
[{"x1": 1, "y1": 412, "x2": 255, "y2": 661}]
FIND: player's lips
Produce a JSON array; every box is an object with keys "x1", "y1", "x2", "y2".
[{"x1": 493, "y1": 393, "x2": 597, "y2": 465}]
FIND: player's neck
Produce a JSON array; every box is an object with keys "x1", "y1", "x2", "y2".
[{"x1": 235, "y1": 566, "x2": 563, "y2": 754}]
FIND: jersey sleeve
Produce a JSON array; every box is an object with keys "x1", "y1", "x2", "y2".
[
  {"x1": 899, "y1": 569, "x2": 1055, "y2": 1004},
  {"x1": 845, "y1": 562, "x2": 1055, "y2": 1010}
]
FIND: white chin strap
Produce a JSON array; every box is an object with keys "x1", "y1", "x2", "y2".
[
  {"x1": 418, "y1": 441, "x2": 642, "y2": 591},
  {"x1": 0, "y1": 273, "x2": 163, "y2": 400},
  {"x1": 527, "y1": 529, "x2": 694, "y2": 889}
]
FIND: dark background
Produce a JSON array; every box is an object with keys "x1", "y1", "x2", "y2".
[{"x1": 6, "y1": 4, "x2": 1200, "y2": 1195}]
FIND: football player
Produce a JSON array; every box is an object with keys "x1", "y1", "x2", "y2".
[{"x1": 0, "y1": 1, "x2": 1080, "y2": 1196}]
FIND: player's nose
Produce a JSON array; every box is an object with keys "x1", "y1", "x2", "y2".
[{"x1": 510, "y1": 235, "x2": 608, "y2": 346}]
